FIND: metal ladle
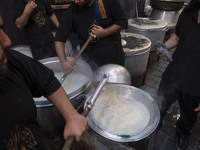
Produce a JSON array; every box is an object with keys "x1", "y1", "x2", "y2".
[{"x1": 62, "y1": 64, "x2": 131, "y2": 150}]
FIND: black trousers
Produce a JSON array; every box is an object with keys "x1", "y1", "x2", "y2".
[
  {"x1": 176, "y1": 93, "x2": 200, "y2": 137},
  {"x1": 158, "y1": 66, "x2": 200, "y2": 137}
]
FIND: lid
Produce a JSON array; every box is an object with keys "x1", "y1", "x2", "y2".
[
  {"x1": 128, "y1": 17, "x2": 168, "y2": 30},
  {"x1": 121, "y1": 32, "x2": 151, "y2": 55}
]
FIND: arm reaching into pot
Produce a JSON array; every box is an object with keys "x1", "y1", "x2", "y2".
[
  {"x1": 47, "y1": 86, "x2": 87, "y2": 141},
  {"x1": 55, "y1": 41, "x2": 74, "y2": 75}
]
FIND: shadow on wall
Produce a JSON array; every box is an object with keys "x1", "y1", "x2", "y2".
[{"x1": 0, "y1": 0, "x2": 28, "y2": 46}]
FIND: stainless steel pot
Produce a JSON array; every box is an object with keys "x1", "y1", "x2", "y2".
[
  {"x1": 150, "y1": 9, "x2": 181, "y2": 29},
  {"x1": 10, "y1": 45, "x2": 32, "y2": 58},
  {"x1": 126, "y1": 17, "x2": 168, "y2": 51},
  {"x1": 152, "y1": 0, "x2": 184, "y2": 11},
  {"x1": 34, "y1": 57, "x2": 93, "y2": 137},
  {"x1": 86, "y1": 84, "x2": 160, "y2": 142},
  {"x1": 121, "y1": 32, "x2": 151, "y2": 79}
]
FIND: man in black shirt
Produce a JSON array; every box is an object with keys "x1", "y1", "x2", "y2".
[
  {"x1": 0, "y1": 15, "x2": 87, "y2": 149},
  {"x1": 55, "y1": 0, "x2": 128, "y2": 74},
  {"x1": 12, "y1": 0, "x2": 59, "y2": 60},
  {"x1": 155, "y1": 0, "x2": 200, "y2": 149}
]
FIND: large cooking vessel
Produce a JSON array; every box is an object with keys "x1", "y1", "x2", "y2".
[
  {"x1": 126, "y1": 17, "x2": 168, "y2": 51},
  {"x1": 34, "y1": 57, "x2": 93, "y2": 137},
  {"x1": 152, "y1": 0, "x2": 185, "y2": 11},
  {"x1": 86, "y1": 84, "x2": 160, "y2": 142},
  {"x1": 10, "y1": 45, "x2": 32, "y2": 58},
  {"x1": 150, "y1": 9, "x2": 181, "y2": 29},
  {"x1": 121, "y1": 32, "x2": 151, "y2": 79}
]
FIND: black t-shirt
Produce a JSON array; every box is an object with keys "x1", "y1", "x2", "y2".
[
  {"x1": 0, "y1": 49, "x2": 60, "y2": 149},
  {"x1": 12, "y1": 0, "x2": 54, "y2": 48},
  {"x1": 164, "y1": 6, "x2": 200, "y2": 97},
  {"x1": 55, "y1": 0, "x2": 127, "y2": 66}
]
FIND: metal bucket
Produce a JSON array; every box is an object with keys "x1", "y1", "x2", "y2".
[
  {"x1": 121, "y1": 32, "x2": 151, "y2": 79},
  {"x1": 126, "y1": 17, "x2": 168, "y2": 51},
  {"x1": 34, "y1": 57, "x2": 93, "y2": 137},
  {"x1": 86, "y1": 84, "x2": 160, "y2": 142}
]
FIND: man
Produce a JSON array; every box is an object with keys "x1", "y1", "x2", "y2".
[
  {"x1": 155, "y1": 0, "x2": 200, "y2": 149},
  {"x1": 0, "y1": 15, "x2": 87, "y2": 149},
  {"x1": 12, "y1": 0, "x2": 59, "y2": 60},
  {"x1": 55, "y1": 0, "x2": 128, "y2": 73}
]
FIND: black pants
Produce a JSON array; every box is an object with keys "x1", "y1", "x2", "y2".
[
  {"x1": 158, "y1": 64, "x2": 200, "y2": 137},
  {"x1": 31, "y1": 42, "x2": 57, "y2": 60},
  {"x1": 176, "y1": 93, "x2": 200, "y2": 137}
]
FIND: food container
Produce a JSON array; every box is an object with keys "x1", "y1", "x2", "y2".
[
  {"x1": 34, "y1": 57, "x2": 93, "y2": 137},
  {"x1": 126, "y1": 17, "x2": 168, "y2": 51},
  {"x1": 121, "y1": 32, "x2": 151, "y2": 79},
  {"x1": 86, "y1": 84, "x2": 160, "y2": 142}
]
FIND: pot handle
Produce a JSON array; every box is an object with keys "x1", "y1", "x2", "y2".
[
  {"x1": 62, "y1": 76, "x2": 108, "y2": 150},
  {"x1": 61, "y1": 107, "x2": 91, "y2": 150}
]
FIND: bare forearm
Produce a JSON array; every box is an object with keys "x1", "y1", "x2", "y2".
[
  {"x1": 92, "y1": 24, "x2": 123, "y2": 39},
  {"x1": 103, "y1": 24, "x2": 122, "y2": 37},
  {"x1": 47, "y1": 87, "x2": 77, "y2": 122},
  {"x1": 55, "y1": 41, "x2": 67, "y2": 62},
  {"x1": 15, "y1": 1, "x2": 37, "y2": 29},
  {"x1": 50, "y1": 13, "x2": 59, "y2": 28},
  {"x1": 15, "y1": 12, "x2": 30, "y2": 29},
  {"x1": 165, "y1": 33, "x2": 179, "y2": 50}
]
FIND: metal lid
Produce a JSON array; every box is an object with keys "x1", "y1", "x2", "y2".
[
  {"x1": 128, "y1": 17, "x2": 168, "y2": 30},
  {"x1": 121, "y1": 32, "x2": 151, "y2": 55}
]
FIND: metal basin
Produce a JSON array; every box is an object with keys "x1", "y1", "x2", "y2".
[
  {"x1": 87, "y1": 84, "x2": 160, "y2": 142},
  {"x1": 34, "y1": 57, "x2": 93, "y2": 137}
]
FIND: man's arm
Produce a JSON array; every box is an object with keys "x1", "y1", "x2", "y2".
[
  {"x1": 91, "y1": 24, "x2": 122, "y2": 39},
  {"x1": 49, "y1": 13, "x2": 59, "y2": 28},
  {"x1": 47, "y1": 86, "x2": 87, "y2": 141},
  {"x1": 55, "y1": 41, "x2": 73, "y2": 74},
  {"x1": 15, "y1": 1, "x2": 37, "y2": 29},
  {"x1": 165, "y1": 33, "x2": 179, "y2": 50}
]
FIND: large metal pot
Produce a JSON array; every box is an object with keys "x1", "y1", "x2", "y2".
[
  {"x1": 150, "y1": 9, "x2": 181, "y2": 29},
  {"x1": 10, "y1": 45, "x2": 32, "y2": 58},
  {"x1": 121, "y1": 32, "x2": 151, "y2": 79},
  {"x1": 86, "y1": 84, "x2": 160, "y2": 142},
  {"x1": 152, "y1": 0, "x2": 185, "y2": 11},
  {"x1": 126, "y1": 17, "x2": 168, "y2": 51},
  {"x1": 34, "y1": 57, "x2": 93, "y2": 137}
]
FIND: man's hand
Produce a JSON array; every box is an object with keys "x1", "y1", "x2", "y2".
[
  {"x1": 91, "y1": 24, "x2": 105, "y2": 39},
  {"x1": 155, "y1": 41, "x2": 173, "y2": 62},
  {"x1": 61, "y1": 59, "x2": 73, "y2": 75},
  {"x1": 24, "y1": 1, "x2": 37, "y2": 15},
  {"x1": 195, "y1": 104, "x2": 200, "y2": 117},
  {"x1": 63, "y1": 113, "x2": 87, "y2": 142}
]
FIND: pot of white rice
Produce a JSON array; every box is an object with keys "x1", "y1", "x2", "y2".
[
  {"x1": 86, "y1": 84, "x2": 160, "y2": 142},
  {"x1": 34, "y1": 57, "x2": 93, "y2": 137}
]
